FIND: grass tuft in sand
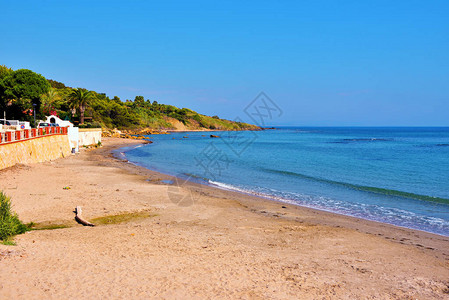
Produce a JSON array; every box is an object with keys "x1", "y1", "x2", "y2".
[
  {"x1": 29, "y1": 222, "x2": 72, "y2": 231},
  {"x1": 90, "y1": 210, "x2": 157, "y2": 225}
]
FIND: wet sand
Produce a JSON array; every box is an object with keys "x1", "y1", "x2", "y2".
[{"x1": 0, "y1": 137, "x2": 448, "y2": 299}]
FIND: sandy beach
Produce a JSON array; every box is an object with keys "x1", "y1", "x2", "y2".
[{"x1": 0, "y1": 137, "x2": 448, "y2": 299}]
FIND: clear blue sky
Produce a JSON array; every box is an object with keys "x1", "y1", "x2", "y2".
[{"x1": 1, "y1": 0, "x2": 448, "y2": 126}]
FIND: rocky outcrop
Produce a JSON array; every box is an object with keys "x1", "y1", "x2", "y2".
[{"x1": 102, "y1": 128, "x2": 170, "y2": 141}]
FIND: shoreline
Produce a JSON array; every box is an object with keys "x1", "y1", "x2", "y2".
[
  {"x1": 113, "y1": 139, "x2": 449, "y2": 258},
  {"x1": 118, "y1": 128, "x2": 449, "y2": 237},
  {"x1": 1, "y1": 137, "x2": 448, "y2": 298}
]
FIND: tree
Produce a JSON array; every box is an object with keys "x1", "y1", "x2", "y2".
[
  {"x1": 134, "y1": 95, "x2": 145, "y2": 107},
  {"x1": 0, "y1": 65, "x2": 13, "y2": 80},
  {"x1": 67, "y1": 88, "x2": 94, "y2": 124},
  {"x1": 41, "y1": 88, "x2": 62, "y2": 115},
  {"x1": 0, "y1": 69, "x2": 50, "y2": 120},
  {"x1": 47, "y1": 79, "x2": 67, "y2": 89}
]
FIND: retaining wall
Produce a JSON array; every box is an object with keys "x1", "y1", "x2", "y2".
[
  {"x1": 79, "y1": 128, "x2": 102, "y2": 146},
  {"x1": 0, "y1": 134, "x2": 71, "y2": 170}
]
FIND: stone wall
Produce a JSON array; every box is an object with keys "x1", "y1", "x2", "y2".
[{"x1": 0, "y1": 134, "x2": 71, "y2": 170}]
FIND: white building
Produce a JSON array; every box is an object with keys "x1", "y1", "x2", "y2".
[{"x1": 42, "y1": 115, "x2": 74, "y2": 127}]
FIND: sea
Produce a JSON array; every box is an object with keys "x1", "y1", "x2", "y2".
[{"x1": 116, "y1": 127, "x2": 449, "y2": 236}]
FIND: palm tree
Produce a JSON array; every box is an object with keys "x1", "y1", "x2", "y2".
[
  {"x1": 41, "y1": 88, "x2": 61, "y2": 111},
  {"x1": 68, "y1": 88, "x2": 93, "y2": 124}
]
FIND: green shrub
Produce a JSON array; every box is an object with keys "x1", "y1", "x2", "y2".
[
  {"x1": 0, "y1": 191, "x2": 29, "y2": 241},
  {"x1": 192, "y1": 114, "x2": 201, "y2": 123}
]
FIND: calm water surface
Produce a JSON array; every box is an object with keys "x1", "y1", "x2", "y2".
[{"x1": 118, "y1": 127, "x2": 449, "y2": 236}]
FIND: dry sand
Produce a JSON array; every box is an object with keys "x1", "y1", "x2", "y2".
[{"x1": 0, "y1": 137, "x2": 448, "y2": 299}]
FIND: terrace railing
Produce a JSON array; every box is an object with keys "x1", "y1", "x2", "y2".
[{"x1": 0, "y1": 127, "x2": 68, "y2": 145}]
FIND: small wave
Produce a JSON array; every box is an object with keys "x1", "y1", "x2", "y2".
[
  {"x1": 113, "y1": 151, "x2": 128, "y2": 161},
  {"x1": 208, "y1": 181, "x2": 297, "y2": 203},
  {"x1": 294, "y1": 130, "x2": 312, "y2": 133},
  {"x1": 262, "y1": 168, "x2": 449, "y2": 205},
  {"x1": 208, "y1": 180, "x2": 449, "y2": 236},
  {"x1": 415, "y1": 143, "x2": 449, "y2": 148},
  {"x1": 209, "y1": 180, "x2": 247, "y2": 192},
  {"x1": 329, "y1": 138, "x2": 393, "y2": 144}
]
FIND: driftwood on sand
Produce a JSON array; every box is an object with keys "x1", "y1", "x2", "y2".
[{"x1": 74, "y1": 206, "x2": 95, "y2": 226}]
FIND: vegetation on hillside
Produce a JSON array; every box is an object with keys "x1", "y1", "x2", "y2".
[{"x1": 0, "y1": 65, "x2": 259, "y2": 131}]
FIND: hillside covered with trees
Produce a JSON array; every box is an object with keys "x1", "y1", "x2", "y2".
[{"x1": 0, "y1": 66, "x2": 259, "y2": 131}]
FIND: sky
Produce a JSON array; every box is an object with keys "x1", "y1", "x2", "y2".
[{"x1": 1, "y1": 0, "x2": 448, "y2": 126}]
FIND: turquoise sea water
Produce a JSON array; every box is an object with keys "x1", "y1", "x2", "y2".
[{"x1": 118, "y1": 127, "x2": 449, "y2": 236}]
